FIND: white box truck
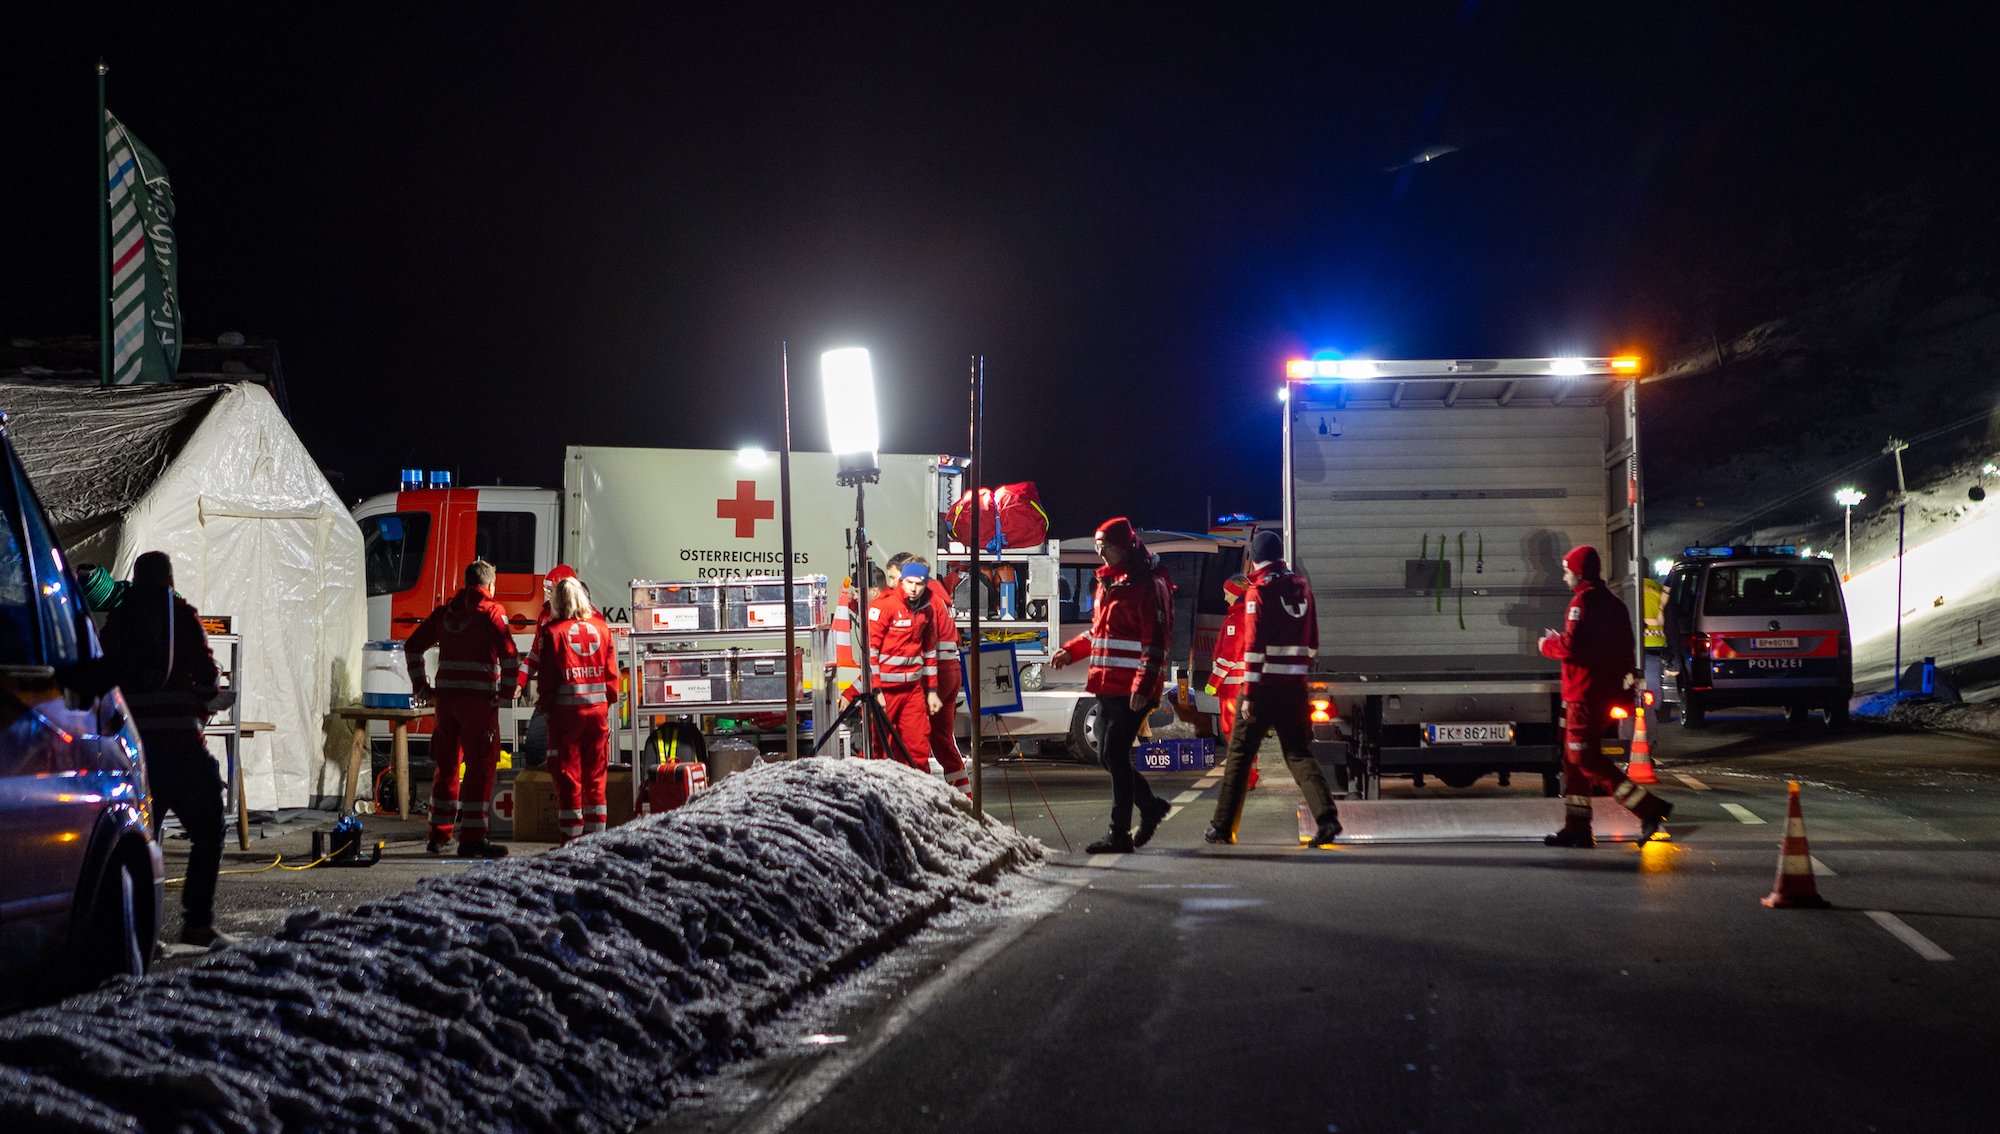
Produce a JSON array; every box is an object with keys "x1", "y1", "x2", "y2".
[{"x1": 1281, "y1": 357, "x2": 1646, "y2": 798}]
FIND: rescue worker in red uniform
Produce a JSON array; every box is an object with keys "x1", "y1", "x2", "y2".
[
  {"x1": 1051, "y1": 518, "x2": 1174, "y2": 854},
  {"x1": 531, "y1": 576, "x2": 620, "y2": 844},
  {"x1": 100, "y1": 551, "x2": 232, "y2": 947},
  {"x1": 405, "y1": 560, "x2": 518, "y2": 858},
  {"x1": 517, "y1": 564, "x2": 581, "y2": 766},
  {"x1": 1539, "y1": 545, "x2": 1674, "y2": 847},
  {"x1": 1204, "y1": 574, "x2": 1258, "y2": 791},
  {"x1": 865, "y1": 565, "x2": 941, "y2": 767},
  {"x1": 1205, "y1": 531, "x2": 1342, "y2": 846},
  {"x1": 889, "y1": 552, "x2": 970, "y2": 795}
]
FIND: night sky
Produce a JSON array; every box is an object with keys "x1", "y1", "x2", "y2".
[{"x1": 7, "y1": 3, "x2": 1992, "y2": 534}]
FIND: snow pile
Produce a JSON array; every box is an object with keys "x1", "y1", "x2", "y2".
[
  {"x1": 0, "y1": 759, "x2": 1042, "y2": 1134},
  {"x1": 1853, "y1": 692, "x2": 2000, "y2": 738}
]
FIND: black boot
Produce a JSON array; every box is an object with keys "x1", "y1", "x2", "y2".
[
  {"x1": 1543, "y1": 828, "x2": 1596, "y2": 848},
  {"x1": 1201, "y1": 825, "x2": 1234, "y2": 845},
  {"x1": 1132, "y1": 797, "x2": 1173, "y2": 848},
  {"x1": 1308, "y1": 811, "x2": 1342, "y2": 847},
  {"x1": 1085, "y1": 829, "x2": 1135, "y2": 854},
  {"x1": 1639, "y1": 799, "x2": 1675, "y2": 843}
]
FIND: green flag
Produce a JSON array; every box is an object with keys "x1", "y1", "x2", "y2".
[{"x1": 104, "y1": 110, "x2": 181, "y2": 384}]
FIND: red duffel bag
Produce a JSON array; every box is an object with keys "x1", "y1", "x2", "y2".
[{"x1": 949, "y1": 482, "x2": 1050, "y2": 550}]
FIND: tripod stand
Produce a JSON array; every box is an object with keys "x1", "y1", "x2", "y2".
[{"x1": 811, "y1": 690, "x2": 916, "y2": 766}]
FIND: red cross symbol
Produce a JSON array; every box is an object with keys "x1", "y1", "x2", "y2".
[
  {"x1": 493, "y1": 788, "x2": 515, "y2": 820},
  {"x1": 716, "y1": 479, "x2": 774, "y2": 538},
  {"x1": 567, "y1": 622, "x2": 602, "y2": 657}
]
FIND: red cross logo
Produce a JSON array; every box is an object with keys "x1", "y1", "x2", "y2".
[
  {"x1": 716, "y1": 479, "x2": 774, "y2": 538},
  {"x1": 568, "y1": 622, "x2": 602, "y2": 657},
  {"x1": 493, "y1": 788, "x2": 515, "y2": 820}
]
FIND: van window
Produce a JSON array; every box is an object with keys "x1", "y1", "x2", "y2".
[
  {"x1": 364, "y1": 512, "x2": 432, "y2": 597},
  {"x1": 9, "y1": 469, "x2": 82, "y2": 666},
  {"x1": 0, "y1": 497, "x2": 33, "y2": 666},
  {"x1": 1059, "y1": 563, "x2": 1096, "y2": 623},
  {"x1": 1702, "y1": 562, "x2": 1841, "y2": 617},
  {"x1": 476, "y1": 512, "x2": 537, "y2": 576}
]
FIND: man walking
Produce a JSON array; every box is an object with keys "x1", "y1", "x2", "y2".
[
  {"x1": 865, "y1": 561, "x2": 941, "y2": 767},
  {"x1": 1539, "y1": 545, "x2": 1673, "y2": 847},
  {"x1": 1204, "y1": 573, "x2": 1258, "y2": 791},
  {"x1": 405, "y1": 560, "x2": 518, "y2": 858},
  {"x1": 1050, "y1": 517, "x2": 1173, "y2": 854},
  {"x1": 1205, "y1": 531, "x2": 1342, "y2": 847},
  {"x1": 100, "y1": 551, "x2": 230, "y2": 948}
]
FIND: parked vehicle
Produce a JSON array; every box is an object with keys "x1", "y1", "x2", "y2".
[
  {"x1": 1282, "y1": 356, "x2": 1647, "y2": 797},
  {"x1": 1659, "y1": 545, "x2": 1853, "y2": 727},
  {"x1": 0, "y1": 411, "x2": 162, "y2": 1003}
]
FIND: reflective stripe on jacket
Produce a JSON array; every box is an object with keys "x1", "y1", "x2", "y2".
[
  {"x1": 1205, "y1": 600, "x2": 1247, "y2": 696},
  {"x1": 1540, "y1": 579, "x2": 1635, "y2": 707},
  {"x1": 406, "y1": 587, "x2": 519, "y2": 699},
  {"x1": 1240, "y1": 563, "x2": 1317, "y2": 694},
  {"x1": 534, "y1": 614, "x2": 619, "y2": 712},
  {"x1": 1056, "y1": 556, "x2": 1170, "y2": 701},
  {"x1": 867, "y1": 591, "x2": 936, "y2": 691}
]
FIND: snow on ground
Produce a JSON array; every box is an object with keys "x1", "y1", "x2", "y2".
[{"x1": 0, "y1": 759, "x2": 1043, "y2": 1134}]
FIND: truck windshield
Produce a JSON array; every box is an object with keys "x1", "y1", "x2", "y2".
[
  {"x1": 1702, "y1": 562, "x2": 1841, "y2": 617},
  {"x1": 363, "y1": 512, "x2": 431, "y2": 597}
]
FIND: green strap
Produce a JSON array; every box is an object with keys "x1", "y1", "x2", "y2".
[{"x1": 1457, "y1": 532, "x2": 1466, "y2": 630}]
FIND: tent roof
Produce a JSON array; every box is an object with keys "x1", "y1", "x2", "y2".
[{"x1": 0, "y1": 380, "x2": 229, "y2": 544}]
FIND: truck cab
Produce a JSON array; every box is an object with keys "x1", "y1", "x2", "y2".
[{"x1": 356, "y1": 476, "x2": 561, "y2": 646}]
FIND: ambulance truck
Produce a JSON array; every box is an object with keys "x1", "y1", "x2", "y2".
[
  {"x1": 1282, "y1": 357, "x2": 1647, "y2": 798},
  {"x1": 352, "y1": 447, "x2": 962, "y2": 752}
]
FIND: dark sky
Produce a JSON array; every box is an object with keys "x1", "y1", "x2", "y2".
[{"x1": 6, "y1": 3, "x2": 1993, "y2": 534}]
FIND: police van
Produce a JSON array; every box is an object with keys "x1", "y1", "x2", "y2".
[{"x1": 1660, "y1": 545, "x2": 1853, "y2": 728}]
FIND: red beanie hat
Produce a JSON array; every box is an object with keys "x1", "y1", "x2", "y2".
[
  {"x1": 1562, "y1": 545, "x2": 1602, "y2": 581},
  {"x1": 1223, "y1": 576, "x2": 1249, "y2": 599},
  {"x1": 547, "y1": 564, "x2": 578, "y2": 584},
  {"x1": 1095, "y1": 517, "x2": 1141, "y2": 550}
]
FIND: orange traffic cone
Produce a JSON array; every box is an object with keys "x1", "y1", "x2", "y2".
[
  {"x1": 1761, "y1": 780, "x2": 1831, "y2": 909},
  {"x1": 1625, "y1": 703, "x2": 1658, "y2": 784}
]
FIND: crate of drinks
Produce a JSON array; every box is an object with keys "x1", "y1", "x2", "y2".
[
  {"x1": 1131, "y1": 736, "x2": 1217, "y2": 772},
  {"x1": 631, "y1": 580, "x2": 724, "y2": 633},
  {"x1": 723, "y1": 575, "x2": 829, "y2": 630}
]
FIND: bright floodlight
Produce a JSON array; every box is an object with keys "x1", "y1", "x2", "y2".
[
  {"x1": 1550, "y1": 358, "x2": 1587, "y2": 377},
  {"x1": 1653, "y1": 558, "x2": 1675, "y2": 578},
  {"x1": 821, "y1": 347, "x2": 880, "y2": 481},
  {"x1": 735, "y1": 447, "x2": 770, "y2": 469},
  {"x1": 1835, "y1": 487, "x2": 1866, "y2": 507}
]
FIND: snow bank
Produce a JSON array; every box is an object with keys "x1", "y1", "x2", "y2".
[
  {"x1": 0, "y1": 760, "x2": 1042, "y2": 1133},
  {"x1": 1853, "y1": 692, "x2": 2000, "y2": 738}
]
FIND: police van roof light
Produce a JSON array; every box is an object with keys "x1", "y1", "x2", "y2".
[{"x1": 1682, "y1": 544, "x2": 1800, "y2": 560}]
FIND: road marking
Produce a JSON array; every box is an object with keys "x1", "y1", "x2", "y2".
[
  {"x1": 1810, "y1": 856, "x2": 1837, "y2": 877},
  {"x1": 1673, "y1": 773, "x2": 1711, "y2": 791},
  {"x1": 1173, "y1": 790, "x2": 1205, "y2": 806},
  {"x1": 1720, "y1": 803, "x2": 1765, "y2": 825},
  {"x1": 1865, "y1": 911, "x2": 1953, "y2": 961}
]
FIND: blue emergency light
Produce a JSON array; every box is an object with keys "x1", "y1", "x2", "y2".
[
  {"x1": 1682, "y1": 544, "x2": 1799, "y2": 560},
  {"x1": 400, "y1": 468, "x2": 424, "y2": 491},
  {"x1": 428, "y1": 470, "x2": 453, "y2": 489}
]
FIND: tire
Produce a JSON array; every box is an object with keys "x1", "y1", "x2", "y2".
[
  {"x1": 1784, "y1": 704, "x2": 1813, "y2": 727},
  {"x1": 1823, "y1": 699, "x2": 1851, "y2": 729},
  {"x1": 1065, "y1": 698, "x2": 1102, "y2": 765},
  {"x1": 1681, "y1": 694, "x2": 1707, "y2": 729},
  {"x1": 74, "y1": 858, "x2": 152, "y2": 990}
]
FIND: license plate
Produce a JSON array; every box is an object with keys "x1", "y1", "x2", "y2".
[
  {"x1": 1423, "y1": 722, "x2": 1515, "y2": 746},
  {"x1": 1753, "y1": 637, "x2": 1798, "y2": 650}
]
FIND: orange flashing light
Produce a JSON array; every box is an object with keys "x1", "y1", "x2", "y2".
[
  {"x1": 1608, "y1": 705, "x2": 1630, "y2": 720},
  {"x1": 1309, "y1": 698, "x2": 1335, "y2": 723},
  {"x1": 1610, "y1": 356, "x2": 1642, "y2": 373},
  {"x1": 1285, "y1": 359, "x2": 1315, "y2": 379}
]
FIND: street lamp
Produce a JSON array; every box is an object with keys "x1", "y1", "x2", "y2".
[
  {"x1": 822, "y1": 347, "x2": 881, "y2": 758},
  {"x1": 1834, "y1": 486, "x2": 1866, "y2": 580},
  {"x1": 1652, "y1": 557, "x2": 1675, "y2": 579}
]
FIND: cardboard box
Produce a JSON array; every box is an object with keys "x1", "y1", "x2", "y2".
[
  {"x1": 508, "y1": 767, "x2": 637, "y2": 843},
  {"x1": 1132, "y1": 736, "x2": 1216, "y2": 772}
]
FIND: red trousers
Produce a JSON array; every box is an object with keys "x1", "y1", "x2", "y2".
[
  {"x1": 1216, "y1": 691, "x2": 1256, "y2": 788},
  {"x1": 429, "y1": 696, "x2": 501, "y2": 843},
  {"x1": 1560, "y1": 702, "x2": 1666, "y2": 833},
  {"x1": 930, "y1": 666, "x2": 967, "y2": 788},
  {"x1": 869, "y1": 687, "x2": 932, "y2": 768},
  {"x1": 548, "y1": 705, "x2": 610, "y2": 844}
]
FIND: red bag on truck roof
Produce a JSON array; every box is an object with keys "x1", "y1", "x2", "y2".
[{"x1": 949, "y1": 482, "x2": 1050, "y2": 551}]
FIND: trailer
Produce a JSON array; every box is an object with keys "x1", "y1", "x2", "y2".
[{"x1": 1281, "y1": 357, "x2": 1646, "y2": 798}]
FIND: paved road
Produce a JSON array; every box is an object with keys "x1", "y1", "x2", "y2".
[{"x1": 662, "y1": 716, "x2": 2000, "y2": 1134}]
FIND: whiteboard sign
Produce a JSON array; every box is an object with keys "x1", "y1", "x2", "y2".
[{"x1": 963, "y1": 643, "x2": 1023, "y2": 715}]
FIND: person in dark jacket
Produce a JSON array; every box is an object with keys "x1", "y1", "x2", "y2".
[
  {"x1": 99, "y1": 551, "x2": 230, "y2": 948},
  {"x1": 1539, "y1": 545, "x2": 1673, "y2": 847},
  {"x1": 1051, "y1": 517, "x2": 1174, "y2": 854}
]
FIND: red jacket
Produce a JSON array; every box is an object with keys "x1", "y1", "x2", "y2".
[
  {"x1": 925, "y1": 577, "x2": 961, "y2": 688},
  {"x1": 1239, "y1": 563, "x2": 1317, "y2": 695},
  {"x1": 1204, "y1": 599, "x2": 1247, "y2": 697},
  {"x1": 1540, "y1": 578, "x2": 1635, "y2": 707},
  {"x1": 532, "y1": 614, "x2": 619, "y2": 713},
  {"x1": 406, "y1": 586, "x2": 519, "y2": 703},
  {"x1": 867, "y1": 590, "x2": 936, "y2": 692},
  {"x1": 1057, "y1": 556, "x2": 1171, "y2": 702}
]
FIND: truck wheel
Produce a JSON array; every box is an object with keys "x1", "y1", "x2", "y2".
[
  {"x1": 1823, "y1": 700, "x2": 1851, "y2": 729},
  {"x1": 1065, "y1": 699, "x2": 1102, "y2": 765},
  {"x1": 1784, "y1": 704, "x2": 1812, "y2": 728}
]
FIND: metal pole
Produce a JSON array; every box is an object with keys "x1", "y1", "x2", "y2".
[
  {"x1": 97, "y1": 61, "x2": 110, "y2": 386},
  {"x1": 779, "y1": 342, "x2": 798, "y2": 759},
  {"x1": 1894, "y1": 503, "x2": 1906, "y2": 693},
  {"x1": 967, "y1": 355, "x2": 984, "y2": 814},
  {"x1": 1843, "y1": 504, "x2": 1853, "y2": 579},
  {"x1": 853, "y1": 478, "x2": 873, "y2": 758},
  {"x1": 1626, "y1": 375, "x2": 1645, "y2": 678}
]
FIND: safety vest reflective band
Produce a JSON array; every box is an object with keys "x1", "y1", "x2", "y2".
[
  {"x1": 436, "y1": 659, "x2": 504, "y2": 691},
  {"x1": 555, "y1": 683, "x2": 609, "y2": 705}
]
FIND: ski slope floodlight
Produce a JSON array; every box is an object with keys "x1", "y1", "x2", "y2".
[
  {"x1": 821, "y1": 347, "x2": 880, "y2": 484},
  {"x1": 1834, "y1": 487, "x2": 1866, "y2": 508},
  {"x1": 1653, "y1": 558, "x2": 1675, "y2": 578},
  {"x1": 735, "y1": 447, "x2": 771, "y2": 469}
]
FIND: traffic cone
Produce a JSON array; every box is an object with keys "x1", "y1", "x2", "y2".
[
  {"x1": 1625, "y1": 703, "x2": 1658, "y2": 784},
  {"x1": 1761, "y1": 780, "x2": 1831, "y2": 909}
]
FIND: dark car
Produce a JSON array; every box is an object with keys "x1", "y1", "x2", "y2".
[{"x1": 0, "y1": 410, "x2": 162, "y2": 1005}]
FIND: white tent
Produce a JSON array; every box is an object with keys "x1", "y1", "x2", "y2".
[{"x1": 2, "y1": 379, "x2": 364, "y2": 810}]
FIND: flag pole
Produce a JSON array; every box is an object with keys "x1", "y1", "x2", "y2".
[{"x1": 96, "y1": 59, "x2": 110, "y2": 385}]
